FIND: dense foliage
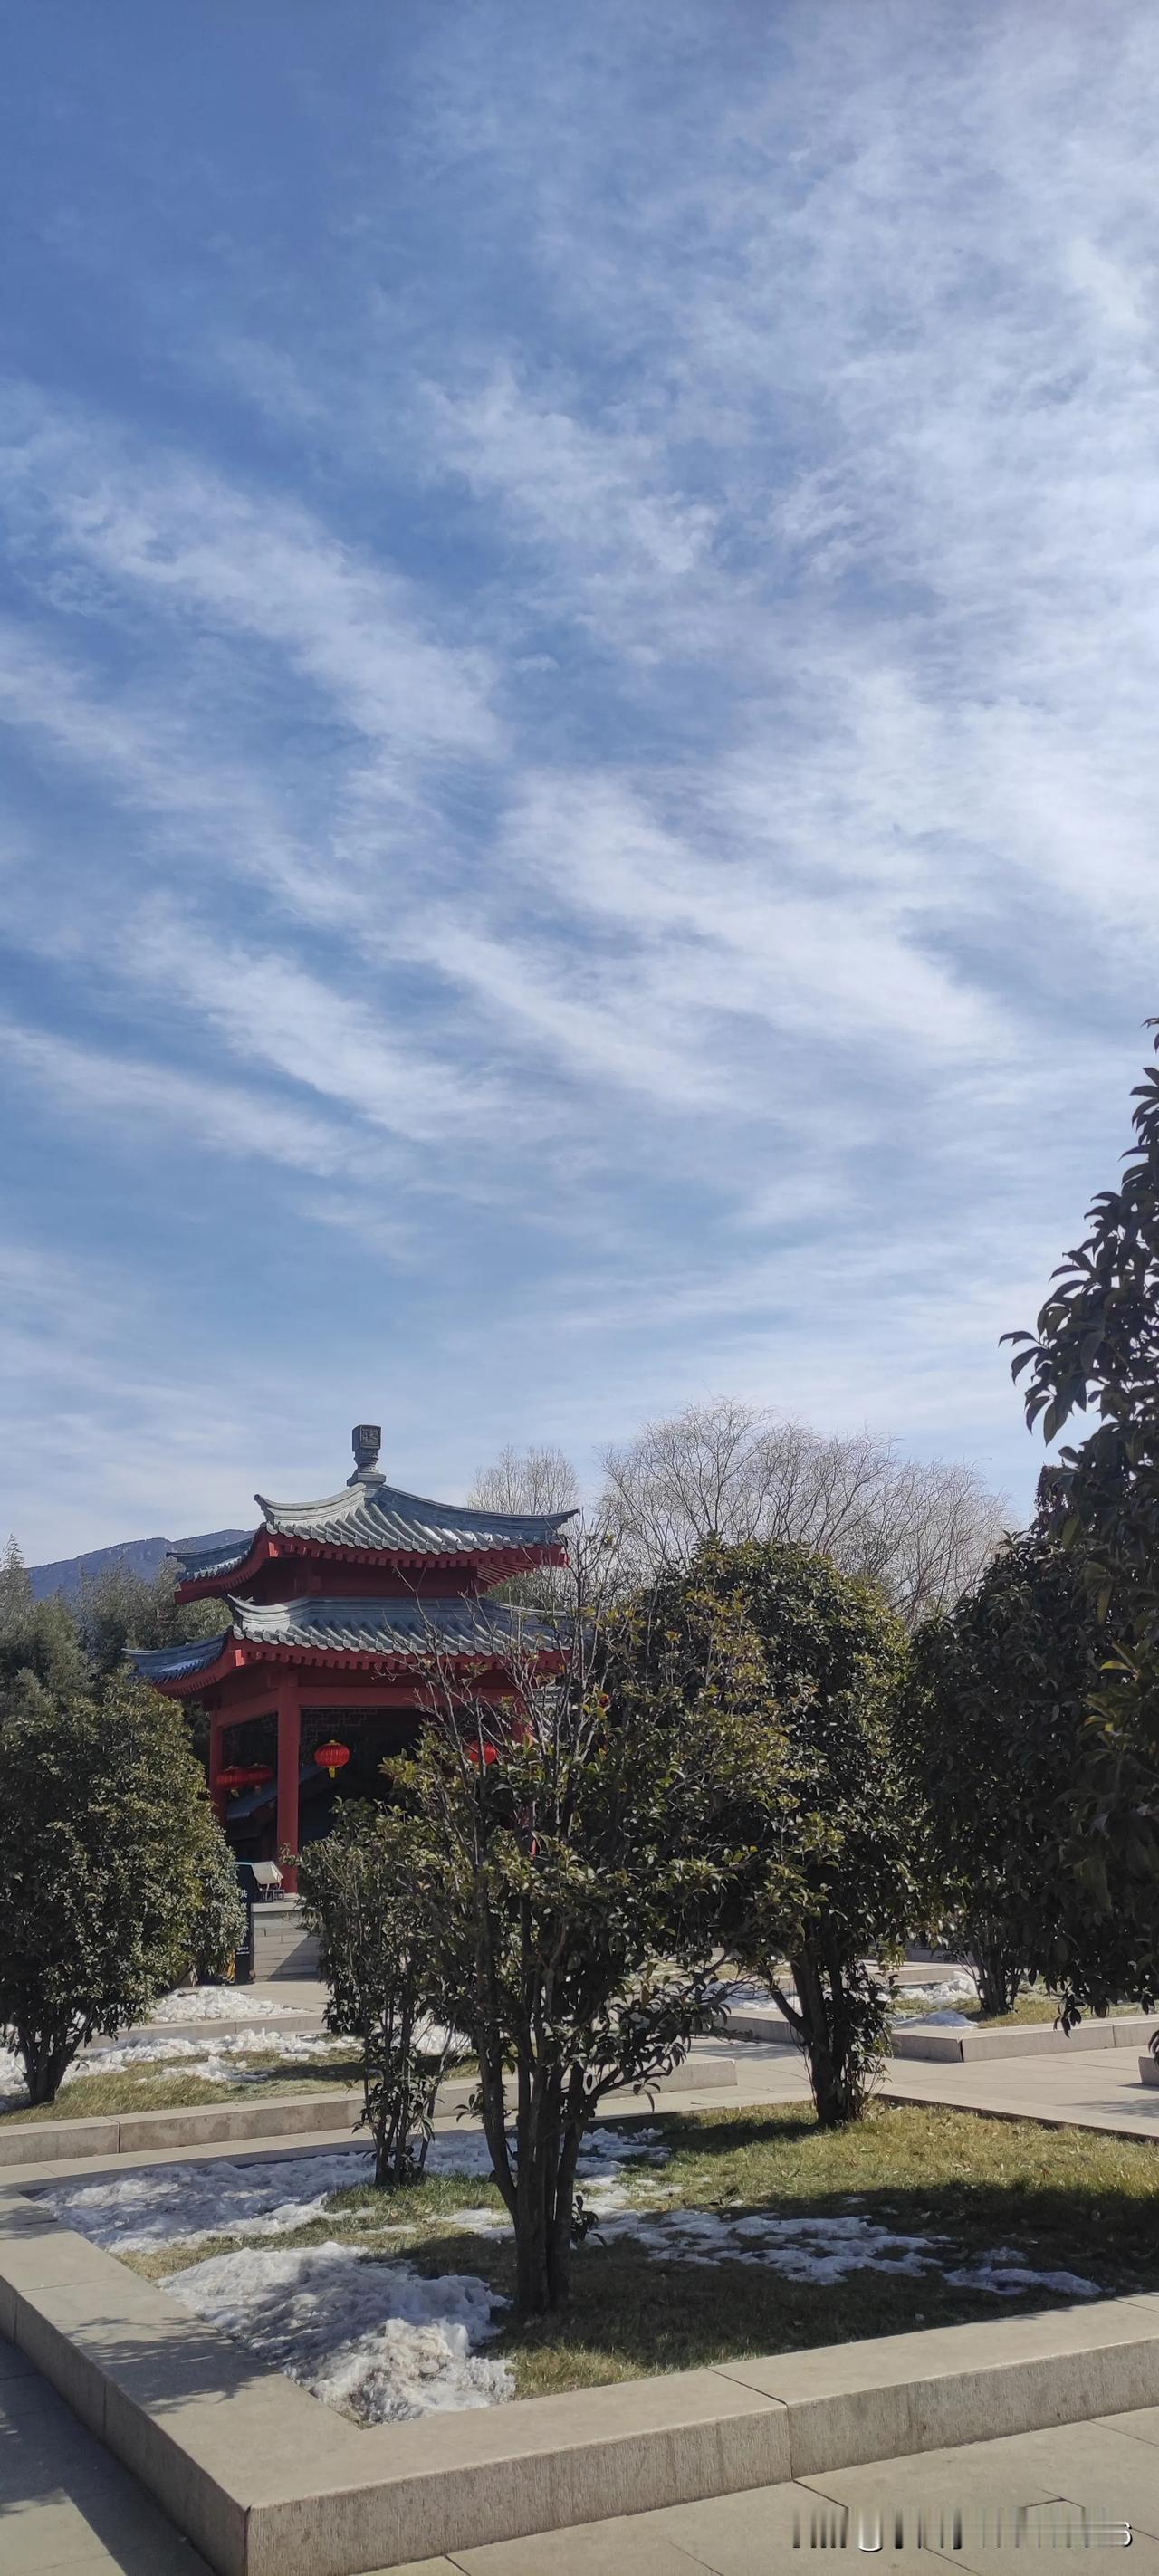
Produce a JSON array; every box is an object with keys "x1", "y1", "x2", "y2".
[
  {"x1": 904, "y1": 1534, "x2": 1102, "y2": 2015},
  {"x1": 0, "y1": 1678, "x2": 236, "y2": 2102},
  {"x1": 387, "y1": 1561, "x2": 793, "y2": 2315},
  {"x1": 0, "y1": 1541, "x2": 223, "y2": 1712},
  {"x1": 188, "y1": 1829, "x2": 248, "y2": 1985},
  {"x1": 298, "y1": 1804, "x2": 460, "y2": 2185},
  {"x1": 644, "y1": 1540, "x2": 917, "y2": 2125},
  {"x1": 1005, "y1": 1026, "x2": 1159, "y2": 2009},
  {"x1": 0, "y1": 1541, "x2": 90, "y2": 1717}
]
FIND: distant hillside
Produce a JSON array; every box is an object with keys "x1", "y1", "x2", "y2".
[{"x1": 28, "y1": 1531, "x2": 251, "y2": 1600}]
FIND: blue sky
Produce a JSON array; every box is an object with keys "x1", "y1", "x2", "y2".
[{"x1": 2, "y1": 3, "x2": 1155, "y2": 1558}]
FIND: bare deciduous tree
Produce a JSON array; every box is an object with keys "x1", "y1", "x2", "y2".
[
  {"x1": 468, "y1": 1445, "x2": 580, "y2": 1518},
  {"x1": 467, "y1": 1445, "x2": 582, "y2": 1609},
  {"x1": 599, "y1": 1400, "x2": 1008, "y2": 1629}
]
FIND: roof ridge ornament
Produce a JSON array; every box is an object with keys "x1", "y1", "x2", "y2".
[{"x1": 348, "y1": 1422, "x2": 386, "y2": 1488}]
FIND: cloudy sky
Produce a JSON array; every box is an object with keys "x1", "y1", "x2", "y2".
[{"x1": 2, "y1": 3, "x2": 1155, "y2": 1558}]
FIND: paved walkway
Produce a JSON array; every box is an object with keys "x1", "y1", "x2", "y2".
[
  {"x1": 15, "y1": 2362, "x2": 1152, "y2": 2576},
  {"x1": 391, "y1": 2408, "x2": 1159, "y2": 2571},
  {"x1": 880, "y1": 2041, "x2": 1159, "y2": 2139},
  {"x1": 0, "y1": 2335, "x2": 208, "y2": 2573},
  {"x1": 7, "y1": 2305, "x2": 1159, "y2": 2576}
]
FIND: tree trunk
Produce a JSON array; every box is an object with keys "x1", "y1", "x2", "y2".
[
  {"x1": 790, "y1": 1944, "x2": 863, "y2": 2127},
  {"x1": 510, "y1": 2071, "x2": 582, "y2": 2318},
  {"x1": 514, "y1": 2133, "x2": 551, "y2": 2315},
  {"x1": 546, "y1": 2115, "x2": 583, "y2": 2312},
  {"x1": 966, "y1": 1922, "x2": 1022, "y2": 2020},
  {"x1": 19, "y1": 2029, "x2": 74, "y2": 2107}
]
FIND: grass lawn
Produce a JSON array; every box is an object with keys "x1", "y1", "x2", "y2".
[
  {"x1": 120, "y1": 2098, "x2": 1159, "y2": 2401},
  {"x1": 893, "y1": 1984, "x2": 1150, "y2": 2030},
  {"x1": 0, "y1": 2049, "x2": 364, "y2": 2124},
  {"x1": 890, "y1": 1989, "x2": 1061, "y2": 2028}
]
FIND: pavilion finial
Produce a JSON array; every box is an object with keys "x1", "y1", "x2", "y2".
[{"x1": 348, "y1": 1422, "x2": 385, "y2": 1488}]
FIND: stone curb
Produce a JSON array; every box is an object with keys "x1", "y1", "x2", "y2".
[
  {"x1": 0, "y1": 2055, "x2": 740, "y2": 2169},
  {"x1": 894, "y1": 2016, "x2": 1159, "y2": 2064},
  {"x1": 5, "y1": 2184, "x2": 1159, "y2": 2576},
  {"x1": 726, "y1": 2009, "x2": 1159, "y2": 2063}
]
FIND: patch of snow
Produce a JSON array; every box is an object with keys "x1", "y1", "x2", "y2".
[
  {"x1": 945, "y1": 2258, "x2": 1098, "y2": 2299},
  {"x1": 906, "y1": 2011, "x2": 972, "y2": 2028},
  {"x1": 166, "y1": 2239, "x2": 512, "y2": 2421},
  {"x1": 900, "y1": 1977, "x2": 977, "y2": 2002},
  {"x1": 0, "y1": 2025, "x2": 348, "y2": 2104},
  {"x1": 585, "y1": 2207, "x2": 1104, "y2": 2301},
  {"x1": 148, "y1": 1990, "x2": 300, "y2": 2023},
  {"x1": 39, "y1": 2150, "x2": 375, "y2": 2251},
  {"x1": 37, "y1": 2123, "x2": 669, "y2": 2255},
  {"x1": 596, "y1": 2207, "x2": 940, "y2": 2281},
  {"x1": 85, "y1": 2029, "x2": 349, "y2": 2082}
]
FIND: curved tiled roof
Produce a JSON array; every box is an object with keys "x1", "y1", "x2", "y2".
[
  {"x1": 234, "y1": 1594, "x2": 545, "y2": 1653},
  {"x1": 171, "y1": 1537, "x2": 254, "y2": 1584},
  {"x1": 253, "y1": 1479, "x2": 574, "y2": 1557},
  {"x1": 133, "y1": 1630, "x2": 231, "y2": 1682},
  {"x1": 131, "y1": 1594, "x2": 553, "y2": 1683}
]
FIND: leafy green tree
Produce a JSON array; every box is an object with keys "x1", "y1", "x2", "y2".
[
  {"x1": 76, "y1": 1556, "x2": 225, "y2": 1678},
  {"x1": 0, "y1": 1553, "x2": 89, "y2": 1721},
  {"x1": 904, "y1": 1534, "x2": 1101, "y2": 2015},
  {"x1": 390, "y1": 1559, "x2": 790, "y2": 2315},
  {"x1": 298, "y1": 1804, "x2": 461, "y2": 2186},
  {"x1": 0, "y1": 1677, "x2": 232, "y2": 2102},
  {"x1": 666, "y1": 1540, "x2": 917, "y2": 2126},
  {"x1": 1006, "y1": 1024, "x2": 1159, "y2": 2011},
  {"x1": 0, "y1": 1537, "x2": 31, "y2": 1619},
  {"x1": 188, "y1": 1830, "x2": 247, "y2": 1985}
]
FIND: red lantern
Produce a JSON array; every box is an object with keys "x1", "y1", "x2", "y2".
[
  {"x1": 244, "y1": 1765, "x2": 274, "y2": 1791},
  {"x1": 216, "y1": 1765, "x2": 251, "y2": 1797},
  {"x1": 465, "y1": 1739, "x2": 499, "y2": 1767},
  {"x1": 314, "y1": 1739, "x2": 350, "y2": 1782}
]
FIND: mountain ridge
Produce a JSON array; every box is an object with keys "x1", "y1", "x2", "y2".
[{"x1": 27, "y1": 1530, "x2": 252, "y2": 1600}]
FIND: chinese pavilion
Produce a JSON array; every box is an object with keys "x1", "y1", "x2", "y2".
[{"x1": 133, "y1": 1424, "x2": 574, "y2": 1887}]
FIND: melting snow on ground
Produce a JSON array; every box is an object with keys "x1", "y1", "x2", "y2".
[
  {"x1": 166, "y1": 2240, "x2": 512, "y2": 2421},
  {"x1": 148, "y1": 1989, "x2": 302, "y2": 2023},
  {"x1": 581, "y1": 2207, "x2": 1099, "y2": 2298},
  {"x1": 39, "y1": 2119, "x2": 1100, "y2": 2424},
  {"x1": 83, "y1": 2028, "x2": 349, "y2": 2082},
  {"x1": 37, "y1": 2126, "x2": 666, "y2": 2423},
  {"x1": 724, "y1": 1972, "x2": 979, "y2": 2024},
  {"x1": 0, "y1": 2025, "x2": 349, "y2": 2103},
  {"x1": 39, "y1": 2147, "x2": 377, "y2": 2250},
  {"x1": 36, "y1": 2126, "x2": 667, "y2": 2255}
]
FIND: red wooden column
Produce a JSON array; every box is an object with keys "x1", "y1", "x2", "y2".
[
  {"x1": 208, "y1": 1713, "x2": 226, "y2": 1824},
  {"x1": 276, "y1": 1675, "x2": 302, "y2": 1891}
]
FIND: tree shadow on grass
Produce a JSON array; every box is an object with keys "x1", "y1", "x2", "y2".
[{"x1": 400, "y1": 2137, "x2": 1159, "y2": 2397}]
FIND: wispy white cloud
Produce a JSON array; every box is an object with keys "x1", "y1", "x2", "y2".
[{"x1": 3, "y1": 2, "x2": 1158, "y2": 1544}]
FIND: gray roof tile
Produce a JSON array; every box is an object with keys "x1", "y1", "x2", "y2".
[
  {"x1": 171, "y1": 1481, "x2": 573, "y2": 1582},
  {"x1": 131, "y1": 1594, "x2": 552, "y2": 1683},
  {"x1": 254, "y1": 1479, "x2": 574, "y2": 1556}
]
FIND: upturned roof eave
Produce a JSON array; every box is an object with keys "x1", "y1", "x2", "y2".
[
  {"x1": 174, "y1": 1528, "x2": 569, "y2": 1604},
  {"x1": 134, "y1": 1633, "x2": 564, "y2": 1697},
  {"x1": 254, "y1": 1479, "x2": 577, "y2": 1539}
]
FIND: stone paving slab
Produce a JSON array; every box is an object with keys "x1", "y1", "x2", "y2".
[
  {"x1": 879, "y1": 2043, "x2": 1159, "y2": 2140},
  {"x1": 383, "y1": 2410, "x2": 1159, "y2": 2573},
  {"x1": 0, "y1": 2338, "x2": 211, "y2": 2572}
]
